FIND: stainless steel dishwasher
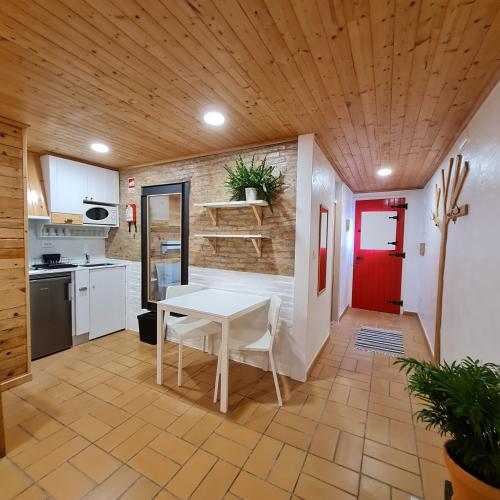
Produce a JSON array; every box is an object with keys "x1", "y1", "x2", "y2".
[{"x1": 30, "y1": 273, "x2": 73, "y2": 360}]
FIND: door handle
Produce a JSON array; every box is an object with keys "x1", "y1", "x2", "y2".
[
  {"x1": 79, "y1": 286, "x2": 88, "y2": 292},
  {"x1": 66, "y1": 283, "x2": 73, "y2": 301},
  {"x1": 356, "y1": 256, "x2": 364, "y2": 264}
]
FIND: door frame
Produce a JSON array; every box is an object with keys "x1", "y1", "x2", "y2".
[
  {"x1": 141, "y1": 182, "x2": 190, "y2": 310},
  {"x1": 351, "y1": 196, "x2": 406, "y2": 314}
]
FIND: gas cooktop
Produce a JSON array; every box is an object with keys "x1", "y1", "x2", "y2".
[{"x1": 32, "y1": 263, "x2": 78, "y2": 270}]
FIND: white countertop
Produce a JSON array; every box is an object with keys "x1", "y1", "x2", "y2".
[{"x1": 28, "y1": 260, "x2": 128, "y2": 276}]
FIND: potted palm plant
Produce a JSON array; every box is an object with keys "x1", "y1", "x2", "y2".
[
  {"x1": 395, "y1": 357, "x2": 500, "y2": 500},
  {"x1": 224, "y1": 155, "x2": 285, "y2": 212}
]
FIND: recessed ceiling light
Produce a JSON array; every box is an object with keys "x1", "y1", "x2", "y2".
[
  {"x1": 91, "y1": 142, "x2": 110, "y2": 153},
  {"x1": 377, "y1": 168, "x2": 392, "y2": 177},
  {"x1": 203, "y1": 111, "x2": 225, "y2": 126}
]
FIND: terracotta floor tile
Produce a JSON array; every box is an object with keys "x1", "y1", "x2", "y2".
[
  {"x1": 299, "y1": 394, "x2": 327, "y2": 421},
  {"x1": 2, "y1": 309, "x2": 438, "y2": 500},
  {"x1": 89, "y1": 402, "x2": 130, "y2": 428},
  {"x1": 230, "y1": 470, "x2": 289, "y2": 500},
  {"x1": 191, "y1": 459, "x2": 239, "y2": 500},
  {"x1": 83, "y1": 465, "x2": 140, "y2": 500},
  {"x1": 265, "y1": 421, "x2": 311, "y2": 450},
  {"x1": 0, "y1": 459, "x2": 33, "y2": 499},
  {"x1": 25, "y1": 435, "x2": 89, "y2": 480},
  {"x1": 303, "y1": 453, "x2": 359, "y2": 495},
  {"x1": 361, "y1": 456, "x2": 422, "y2": 497},
  {"x1": 69, "y1": 414, "x2": 112, "y2": 442},
  {"x1": 358, "y1": 475, "x2": 391, "y2": 500},
  {"x1": 390, "y1": 420, "x2": 417, "y2": 454},
  {"x1": 11, "y1": 428, "x2": 76, "y2": 469},
  {"x1": 274, "y1": 409, "x2": 316, "y2": 435},
  {"x1": 335, "y1": 431, "x2": 364, "y2": 472},
  {"x1": 5, "y1": 426, "x2": 38, "y2": 456},
  {"x1": 417, "y1": 440, "x2": 445, "y2": 465},
  {"x1": 70, "y1": 444, "x2": 122, "y2": 483},
  {"x1": 216, "y1": 420, "x2": 261, "y2": 449},
  {"x1": 136, "y1": 405, "x2": 177, "y2": 429},
  {"x1": 244, "y1": 435, "x2": 283, "y2": 478},
  {"x1": 348, "y1": 388, "x2": 369, "y2": 411},
  {"x1": 167, "y1": 406, "x2": 206, "y2": 437},
  {"x1": 420, "y1": 458, "x2": 450, "y2": 500},
  {"x1": 20, "y1": 414, "x2": 63, "y2": 440},
  {"x1": 128, "y1": 447, "x2": 179, "y2": 486},
  {"x1": 149, "y1": 431, "x2": 196, "y2": 465},
  {"x1": 13, "y1": 484, "x2": 48, "y2": 500},
  {"x1": 294, "y1": 473, "x2": 356, "y2": 500},
  {"x1": 165, "y1": 449, "x2": 217, "y2": 498},
  {"x1": 111, "y1": 424, "x2": 160, "y2": 462},
  {"x1": 309, "y1": 423, "x2": 339, "y2": 461},
  {"x1": 39, "y1": 462, "x2": 95, "y2": 500},
  {"x1": 202, "y1": 433, "x2": 251, "y2": 467},
  {"x1": 366, "y1": 412, "x2": 390, "y2": 445},
  {"x1": 120, "y1": 476, "x2": 161, "y2": 499},
  {"x1": 321, "y1": 401, "x2": 367, "y2": 437},
  {"x1": 87, "y1": 383, "x2": 122, "y2": 402},
  {"x1": 268, "y1": 444, "x2": 306, "y2": 491},
  {"x1": 364, "y1": 439, "x2": 419, "y2": 474},
  {"x1": 176, "y1": 410, "x2": 217, "y2": 443}
]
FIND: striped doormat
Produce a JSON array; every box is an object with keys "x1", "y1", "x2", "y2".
[{"x1": 355, "y1": 326, "x2": 405, "y2": 356}]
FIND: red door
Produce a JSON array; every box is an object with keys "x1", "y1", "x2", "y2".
[{"x1": 352, "y1": 198, "x2": 406, "y2": 314}]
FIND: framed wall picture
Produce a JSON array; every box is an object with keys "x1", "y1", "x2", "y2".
[{"x1": 318, "y1": 205, "x2": 329, "y2": 295}]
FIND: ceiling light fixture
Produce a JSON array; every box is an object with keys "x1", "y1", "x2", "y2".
[
  {"x1": 203, "y1": 111, "x2": 225, "y2": 126},
  {"x1": 90, "y1": 142, "x2": 110, "y2": 153},
  {"x1": 377, "y1": 168, "x2": 392, "y2": 177}
]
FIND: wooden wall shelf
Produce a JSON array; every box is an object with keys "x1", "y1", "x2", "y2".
[
  {"x1": 195, "y1": 233, "x2": 267, "y2": 257},
  {"x1": 194, "y1": 200, "x2": 268, "y2": 226}
]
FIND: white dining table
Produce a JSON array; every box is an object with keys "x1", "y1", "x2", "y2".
[{"x1": 156, "y1": 288, "x2": 270, "y2": 412}]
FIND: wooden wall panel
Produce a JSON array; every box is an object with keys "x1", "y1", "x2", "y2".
[{"x1": 0, "y1": 117, "x2": 30, "y2": 393}]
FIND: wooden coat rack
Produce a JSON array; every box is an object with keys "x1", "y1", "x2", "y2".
[{"x1": 431, "y1": 154, "x2": 469, "y2": 363}]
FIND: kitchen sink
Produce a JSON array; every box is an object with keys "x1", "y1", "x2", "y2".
[{"x1": 81, "y1": 263, "x2": 115, "y2": 267}]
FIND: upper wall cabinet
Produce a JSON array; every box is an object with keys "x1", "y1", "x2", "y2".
[{"x1": 40, "y1": 156, "x2": 119, "y2": 215}]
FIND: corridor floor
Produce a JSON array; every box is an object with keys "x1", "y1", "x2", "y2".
[{"x1": 1, "y1": 308, "x2": 448, "y2": 499}]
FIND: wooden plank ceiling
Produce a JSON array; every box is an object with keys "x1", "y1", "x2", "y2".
[{"x1": 0, "y1": 0, "x2": 499, "y2": 192}]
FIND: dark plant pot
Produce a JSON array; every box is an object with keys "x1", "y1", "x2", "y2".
[{"x1": 443, "y1": 441, "x2": 499, "y2": 500}]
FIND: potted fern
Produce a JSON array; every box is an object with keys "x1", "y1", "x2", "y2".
[
  {"x1": 395, "y1": 357, "x2": 500, "y2": 500},
  {"x1": 224, "y1": 155, "x2": 284, "y2": 211}
]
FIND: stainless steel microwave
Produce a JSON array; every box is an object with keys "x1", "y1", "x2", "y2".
[{"x1": 82, "y1": 203, "x2": 118, "y2": 226}]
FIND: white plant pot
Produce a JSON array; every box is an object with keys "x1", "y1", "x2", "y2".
[{"x1": 245, "y1": 187, "x2": 257, "y2": 201}]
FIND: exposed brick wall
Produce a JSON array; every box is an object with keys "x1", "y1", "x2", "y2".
[{"x1": 106, "y1": 141, "x2": 297, "y2": 276}]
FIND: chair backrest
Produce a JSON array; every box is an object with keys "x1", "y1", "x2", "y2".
[
  {"x1": 165, "y1": 284, "x2": 205, "y2": 299},
  {"x1": 268, "y1": 295, "x2": 282, "y2": 345}
]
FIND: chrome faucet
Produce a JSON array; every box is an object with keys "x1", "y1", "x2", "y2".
[{"x1": 85, "y1": 253, "x2": 90, "y2": 265}]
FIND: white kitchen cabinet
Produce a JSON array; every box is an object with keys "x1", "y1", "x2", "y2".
[
  {"x1": 40, "y1": 155, "x2": 119, "y2": 214},
  {"x1": 41, "y1": 156, "x2": 86, "y2": 215},
  {"x1": 74, "y1": 269, "x2": 90, "y2": 336},
  {"x1": 86, "y1": 165, "x2": 119, "y2": 204},
  {"x1": 89, "y1": 267, "x2": 126, "y2": 339}
]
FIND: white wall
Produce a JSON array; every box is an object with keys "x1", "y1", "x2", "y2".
[
  {"x1": 353, "y1": 190, "x2": 424, "y2": 313},
  {"x1": 293, "y1": 134, "x2": 337, "y2": 379},
  {"x1": 337, "y1": 183, "x2": 354, "y2": 317},
  {"x1": 418, "y1": 81, "x2": 500, "y2": 364},
  {"x1": 28, "y1": 219, "x2": 105, "y2": 265}
]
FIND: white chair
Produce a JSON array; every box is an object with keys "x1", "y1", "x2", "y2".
[
  {"x1": 164, "y1": 284, "x2": 221, "y2": 386},
  {"x1": 213, "y1": 295, "x2": 282, "y2": 406}
]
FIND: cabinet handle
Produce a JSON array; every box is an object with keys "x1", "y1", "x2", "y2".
[{"x1": 79, "y1": 286, "x2": 88, "y2": 291}]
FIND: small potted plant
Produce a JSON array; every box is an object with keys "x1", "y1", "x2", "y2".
[
  {"x1": 395, "y1": 357, "x2": 500, "y2": 500},
  {"x1": 224, "y1": 155, "x2": 285, "y2": 211}
]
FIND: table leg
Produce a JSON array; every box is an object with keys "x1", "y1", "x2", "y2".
[
  {"x1": 220, "y1": 319, "x2": 229, "y2": 413},
  {"x1": 156, "y1": 307, "x2": 164, "y2": 385}
]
